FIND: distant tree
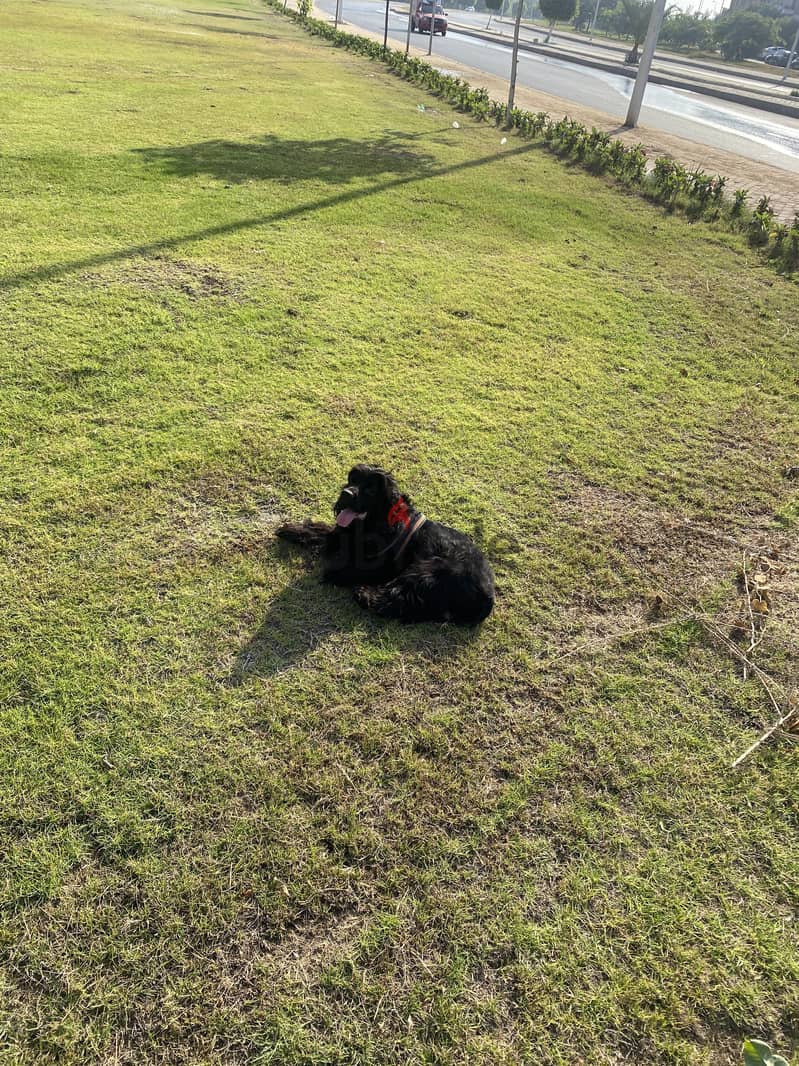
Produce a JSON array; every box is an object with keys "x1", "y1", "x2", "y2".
[
  {"x1": 484, "y1": 0, "x2": 503, "y2": 30},
  {"x1": 622, "y1": 0, "x2": 652, "y2": 56},
  {"x1": 572, "y1": 0, "x2": 593, "y2": 31},
  {"x1": 598, "y1": 1, "x2": 625, "y2": 36},
  {"x1": 713, "y1": 10, "x2": 775, "y2": 60},
  {"x1": 605, "y1": 0, "x2": 672, "y2": 59},
  {"x1": 540, "y1": 0, "x2": 577, "y2": 41},
  {"x1": 660, "y1": 12, "x2": 714, "y2": 51},
  {"x1": 778, "y1": 15, "x2": 799, "y2": 47},
  {"x1": 752, "y1": 3, "x2": 783, "y2": 18}
]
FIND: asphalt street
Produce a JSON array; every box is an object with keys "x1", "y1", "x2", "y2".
[{"x1": 317, "y1": 0, "x2": 799, "y2": 172}]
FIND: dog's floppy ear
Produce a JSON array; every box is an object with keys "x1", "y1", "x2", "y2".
[
  {"x1": 374, "y1": 468, "x2": 406, "y2": 510},
  {"x1": 374, "y1": 466, "x2": 400, "y2": 503}
]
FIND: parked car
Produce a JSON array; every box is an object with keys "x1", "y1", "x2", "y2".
[
  {"x1": 761, "y1": 45, "x2": 785, "y2": 59},
  {"x1": 411, "y1": 0, "x2": 448, "y2": 35},
  {"x1": 763, "y1": 47, "x2": 799, "y2": 68}
]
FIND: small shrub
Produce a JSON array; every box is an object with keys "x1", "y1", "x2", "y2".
[
  {"x1": 748, "y1": 195, "x2": 775, "y2": 247},
  {"x1": 770, "y1": 222, "x2": 789, "y2": 253},
  {"x1": 651, "y1": 156, "x2": 687, "y2": 204},
  {"x1": 621, "y1": 143, "x2": 647, "y2": 184},
  {"x1": 778, "y1": 213, "x2": 799, "y2": 272},
  {"x1": 730, "y1": 187, "x2": 749, "y2": 217}
]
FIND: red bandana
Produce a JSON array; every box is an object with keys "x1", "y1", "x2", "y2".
[{"x1": 387, "y1": 499, "x2": 411, "y2": 530}]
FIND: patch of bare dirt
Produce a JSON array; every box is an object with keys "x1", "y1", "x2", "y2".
[
  {"x1": 256, "y1": 911, "x2": 368, "y2": 988},
  {"x1": 547, "y1": 469, "x2": 799, "y2": 700},
  {"x1": 163, "y1": 499, "x2": 283, "y2": 566},
  {"x1": 549, "y1": 468, "x2": 794, "y2": 592},
  {"x1": 82, "y1": 254, "x2": 242, "y2": 301},
  {"x1": 551, "y1": 470, "x2": 735, "y2": 597}
]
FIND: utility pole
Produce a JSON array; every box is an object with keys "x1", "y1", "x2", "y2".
[
  {"x1": 506, "y1": 0, "x2": 523, "y2": 117},
  {"x1": 781, "y1": 24, "x2": 799, "y2": 82},
  {"x1": 405, "y1": 0, "x2": 414, "y2": 53},
  {"x1": 589, "y1": 0, "x2": 602, "y2": 39},
  {"x1": 334, "y1": 0, "x2": 342, "y2": 29},
  {"x1": 383, "y1": 0, "x2": 391, "y2": 52},
  {"x1": 428, "y1": 0, "x2": 435, "y2": 54},
  {"x1": 623, "y1": 0, "x2": 667, "y2": 127}
]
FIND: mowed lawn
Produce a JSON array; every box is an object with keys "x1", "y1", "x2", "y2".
[{"x1": 1, "y1": 0, "x2": 798, "y2": 1062}]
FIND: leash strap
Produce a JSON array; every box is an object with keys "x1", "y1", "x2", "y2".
[{"x1": 395, "y1": 513, "x2": 426, "y2": 560}]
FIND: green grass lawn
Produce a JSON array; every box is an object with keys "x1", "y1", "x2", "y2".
[{"x1": 1, "y1": 0, "x2": 798, "y2": 1062}]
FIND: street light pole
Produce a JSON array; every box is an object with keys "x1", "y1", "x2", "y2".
[
  {"x1": 623, "y1": 0, "x2": 667, "y2": 128},
  {"x1": 428, "y1": 0, "x2": 435, "y2": 54},
  {"x1": 589, "y1": 0, "x2": 601, "y2": 39},
  {"x1": 334, "y1": 0, "x2": 342, "y2": 29},
  {"x1": 383, "y1": 0, "x2": 390, "y2": 52},
  {"x1": 506, "y1": 0, "x2": 523, "y2": 118},
  {"x1": 781, "y1": 24, "x2": 799, "y2": 82},
  {"x1": 405, "y1": 0, "x2": 414, "y2": 53}
]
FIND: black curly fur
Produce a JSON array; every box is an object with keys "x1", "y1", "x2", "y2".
[{"x1": 276, "y1": 464, "x2": 494, "y2": 625}]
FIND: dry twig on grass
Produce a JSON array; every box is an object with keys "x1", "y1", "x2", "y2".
[
  {"x1": 741, "y1": 550, "x2": 757, "y2": 680},
  {"x1": 739, "y1": 549, "x2": 770, "y2": 679},
  {"x1": 540, "y1": 617, "x2": 684, "y2": 668},
  {"x1": 730, "y1": 700, "x2": 799, "y2": 768},
  {"x1": 683, "y1": 599, "x2": 796, "y2": 769}
]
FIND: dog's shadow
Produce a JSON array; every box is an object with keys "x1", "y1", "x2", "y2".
[{"x1": 227, "y1": 551, "x2": 480, "y2": 685}]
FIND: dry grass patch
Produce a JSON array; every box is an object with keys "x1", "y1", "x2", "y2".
[{"x1": 82, "y1": 254, "x2": 243, "y2": 301}]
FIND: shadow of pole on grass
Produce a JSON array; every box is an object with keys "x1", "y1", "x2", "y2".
[
  {"x1": 183, "y1": 9, "x2": 267, "y2": 19},
  {"x1": 0, "y1": 139, "x2": 539, "y2": 293},
  {"x1": 182, "y1": 23, "x2": 282, "y2": 40}
]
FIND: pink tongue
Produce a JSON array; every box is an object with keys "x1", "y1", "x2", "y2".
[{"x1": 336, "y1": 508, "x2": 358, "y2": 528}]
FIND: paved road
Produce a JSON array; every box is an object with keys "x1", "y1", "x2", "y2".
[
  {"x1": 318, "y1": 0, "x2": 799, "y2": 172},
  {"x1": 455, "y1": 11, "x2": 799, "y2": 100}
]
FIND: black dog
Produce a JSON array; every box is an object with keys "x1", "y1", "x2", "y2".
[{"x1": 276, "y1": 465, "x2": 494, "y2": 625}]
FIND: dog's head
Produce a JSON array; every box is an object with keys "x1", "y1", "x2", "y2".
[{"x1": 333, "y1": 465, "x2": 403, "y2": 528}]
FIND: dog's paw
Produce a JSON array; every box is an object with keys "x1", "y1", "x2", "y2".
[
  {"x1": 276, "y1": 521, "x2": 312, "y2": 545},
  {"x1": 353, "y1": 586, "x2": 377, "y2": 609}
]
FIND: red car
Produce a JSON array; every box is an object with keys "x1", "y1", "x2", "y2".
[{"x1": 411, "y1": 0, "x2": 447, "y2": 36}]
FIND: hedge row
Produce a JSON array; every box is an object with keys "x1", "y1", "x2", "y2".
[{"x1": 266, "y1": 0, "x2": 799, "y2": 276}]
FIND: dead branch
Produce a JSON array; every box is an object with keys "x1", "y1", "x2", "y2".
[
  {"x1": 731, "y1": 702, "x2": 799, "y2": 769},
  {"x1": 689, "y1": 603, "x2": 784, "y2": 722},
  {"x1": 741, "y1": 550, "x2": 756, "y2": 680},
  {"x1": 539, "y1": 617, "x2": 685, "y2": 667}
]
